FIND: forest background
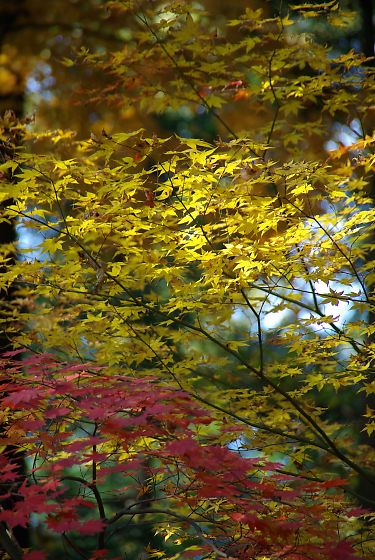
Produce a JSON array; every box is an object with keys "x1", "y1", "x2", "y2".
[{"x1": 0, "y1": 1, "x2": 375, "y2": 559}]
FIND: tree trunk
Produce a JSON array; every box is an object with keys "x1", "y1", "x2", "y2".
[{"x1": 0, "y1": 0, "x2": 30, "y2": 551}]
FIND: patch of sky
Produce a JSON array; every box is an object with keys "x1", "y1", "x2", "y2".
[
  {"x1": 296, "y1": 277, "x2": 361, "y2": 330},
  {"x1": 228, "y1": 435, "x2": 291, "y2": 469},
  {"x1": 231, "y1": 294, "x2": 294, "y2": 334},
  {"x1": 324, "y1": 118, "x2": 362, "y2": 152},
  {"x1": 230, "y1": 272, "x2": 363, "y2": 341},
  {"x1": 16, "y1": 215, "x2": 59, "y2": 262},
  {"x1": 26, "y1": 62, "x2": 55, "y2": 103},
  {"x1": 228, "y1": 436, "x2": 260, "y2": 459}
]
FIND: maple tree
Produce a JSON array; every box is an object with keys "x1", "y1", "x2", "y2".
[{"x1": 1, "y1": 1, "x2": 375, "y2": 559}]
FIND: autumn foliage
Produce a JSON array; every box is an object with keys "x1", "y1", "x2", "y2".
[
  {"x1": 0, "y1": 1, "x2": 375, "y2": 559},
  {"x1": 0, "y1": 351, "x2": 365, "y2": 559}
]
